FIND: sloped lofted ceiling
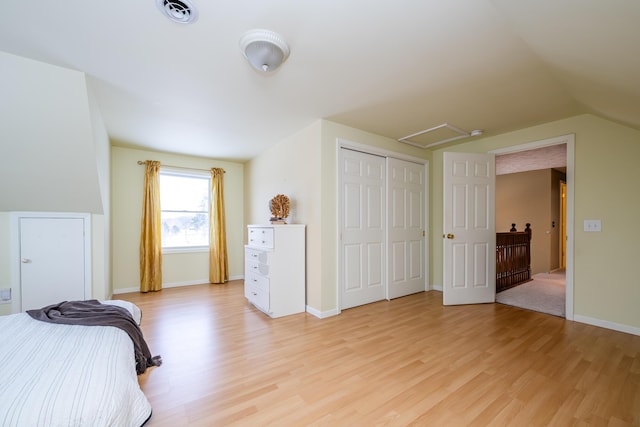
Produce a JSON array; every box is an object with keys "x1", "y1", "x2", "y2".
[{"x1": 0, "y1": 0, "x2": 638, "y2": 161}]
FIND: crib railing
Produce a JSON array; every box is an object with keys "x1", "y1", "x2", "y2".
[{"x1": 496, "y1": 223, "x2": 531, "y2": 293}]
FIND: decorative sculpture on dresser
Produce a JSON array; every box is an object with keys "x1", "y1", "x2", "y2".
[{"x1": 269, "y1": 194, "x2": 290, "y2": 224}]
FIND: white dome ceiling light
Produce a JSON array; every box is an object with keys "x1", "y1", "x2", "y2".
[
  {"x1": 239, "y1": 29, "x2": 290, "y2": 73},
  {"x1": 156, "y1": 0, "x2": 198, "y2": 24}
]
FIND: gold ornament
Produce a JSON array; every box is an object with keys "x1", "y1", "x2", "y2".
[{"x1": 269, "y1": 194, "x2": 290, "y2": 222}]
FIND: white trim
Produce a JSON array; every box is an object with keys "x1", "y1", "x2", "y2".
[
  {"x1": 431, "y1": 284, "x2": 443, "y2": 292},
  {"x1": 112, "y1": 275, "x2": 244, "y2": 295},
  {"x1": 9, "y1": 212, "x2": 92, "y2": 313},
  {"x1": 306, "y1": 305, "x2": 340, "y2": 319},
  {"x1": 489, "y1": 134, "x2": 573, "y2": 155},
  {"x1": 162, "y1": 246, "x2": 209, "y2": 254},
  {"x1": 337, "y1": 138, "x2": 428, "y2": 164},
  {"x1": 112, "y1": 287, "x2": 139, "y2": 295},
  {"x1": 574, "y1": 315, "x2": 640, "y2": 337},
  {"x1": 490, "y1": 134, "x2": 575, "y2": 321}
]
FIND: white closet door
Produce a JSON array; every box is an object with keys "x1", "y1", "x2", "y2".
[
  {"x1": 387, "y1": 158, "x2": 426, "y2": 299},
  {"x1": 20, "y1": 217, "x2": 87, "y2": 311},
  {"x1": 339, "y1": 148, "x2": 386, "y2": 309}
]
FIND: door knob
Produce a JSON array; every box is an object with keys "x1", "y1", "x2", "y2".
[
  {"x1": 446, "y1": 234, "x2": 455, "y2": 239},
  {"x1": 21, "y1": 258, "x2": 32, "y2": 263}
]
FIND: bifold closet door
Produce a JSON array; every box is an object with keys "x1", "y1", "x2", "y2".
[
  {"x1": 387, "y1": 158, "x2": 426, "y2": 299},
  {"x1": 339, "y1": 148, "x2": 386, "y2": 310}
]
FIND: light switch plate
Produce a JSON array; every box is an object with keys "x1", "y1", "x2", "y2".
[
  {"x1": 584, "y1": 219, "x2": 602, "y2": 232},
  {"x1": 0, "y1": 288, "x2": 10, "y2": 301}
]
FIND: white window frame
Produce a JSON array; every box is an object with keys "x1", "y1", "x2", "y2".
[{"x1": 160, "y1": 167, "x2": 211, "y2": 254}]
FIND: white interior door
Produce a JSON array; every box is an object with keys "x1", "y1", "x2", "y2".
[
  {"x1": 19, "y1": 217, "x2": 88, "y2": 311},
  {"x1": 339, "y1": 148, "x2": 386, "y2": 309},
  {"x1": 387, "y1": 158, "x2": 426, "y2": 299},
  {"x1": 443, "y1": 152, "x2": 495, "y2": 305}
]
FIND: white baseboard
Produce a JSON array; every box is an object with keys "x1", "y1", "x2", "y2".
[
  {"x1": 431, "y1": 284, "x2": 443, "y2": 291},
  {"x1": 112, "y1": 275, "x2": 244, "y2": 295},
  {"x1": 306, "y1": 305, "x2": 340, "y2": 319},
  {"x1": 573, "y1": 314, "x2": 640, "y2": 337},
  {"x1": 112, "y1": 286, "x2": 138, "y2": 295}
]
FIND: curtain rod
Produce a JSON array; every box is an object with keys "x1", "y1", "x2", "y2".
[{"x1": 137, "y1": 161, "x2": 225, "y2": 173}]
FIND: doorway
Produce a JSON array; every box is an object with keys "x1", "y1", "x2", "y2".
[{"x1": 491, "y1": 135, "x2": 573, "y2": 319}]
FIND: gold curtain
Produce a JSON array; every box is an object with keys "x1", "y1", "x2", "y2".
[
  {"x1": 209, "y1": 168, "x2": 229, "y2": 283},
  {"x1": 139, "y1": 160, "x2": 163, "y2": 292}
]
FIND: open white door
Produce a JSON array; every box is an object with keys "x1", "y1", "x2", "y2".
[{"x1": 443, "y1": 152, "x2": 495, "y2": 305}]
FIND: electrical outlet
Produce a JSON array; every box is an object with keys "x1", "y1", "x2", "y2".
[
  {"x1": 0, "y1": 288, "x2": 10, "y2": 301},
  {"x1": 583, "y1": 219, "x2": 602, "y2": 232}
]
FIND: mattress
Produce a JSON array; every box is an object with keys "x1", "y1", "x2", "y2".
[{"x1": 0, "y1": 302, "x2": 152, "y2": 427}]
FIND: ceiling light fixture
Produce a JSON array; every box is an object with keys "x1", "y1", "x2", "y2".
[
  {"x1": 239, "y1": 29, "x2": 290, "y2": 73},
  {"x1": 156, "y1": 0, "x2": 198, "y2": 24}
]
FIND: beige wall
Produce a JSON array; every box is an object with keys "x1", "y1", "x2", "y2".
[
  {"x1": 111, "y1": 146, "x2": 245, "y2": 292},
  {"x1": 496, "y1": 169, "x2": 562, "y2": 275},
  {"x1": 245, "y1": 119, "x2": 430, "y2": 315},
  {"x1": 431, "y1": 114, "x2": 640, "y2": 330},
  {"x1": 245, "y1": 120, "x2": 322, "y2": 309}
]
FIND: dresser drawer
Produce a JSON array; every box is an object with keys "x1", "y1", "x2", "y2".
[
  {"x1": 246, "y1": 259, "x2": 269, "y2": 276},
  {"x1": 248, "y1": 227, "x2": 274, "y2": 249},
  {"x1": 245, "y1": 272, "x2": 269, "y2": 292},
  {"x1": 246, "y1": 247, "x2": 269, "y2": 263},
  {"x1": 246, "y1": 282, "x2": 269, "y2": 313}
]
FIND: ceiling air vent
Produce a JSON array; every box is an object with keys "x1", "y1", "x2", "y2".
[
  {"x1": 156, "y1": 0, "x2": 198, "y2": 24},
  {"x1": 398, "y1": 123, "x2": 483, "y2": 149}
]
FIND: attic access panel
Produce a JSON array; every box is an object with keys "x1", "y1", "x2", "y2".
[{"x1": 398, "y1": 123, "x2": 482, "y2": 149}]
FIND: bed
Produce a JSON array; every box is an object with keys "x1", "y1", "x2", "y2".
[{"x1": 0, "y1": 300, "x2": 153, "y2": 427}]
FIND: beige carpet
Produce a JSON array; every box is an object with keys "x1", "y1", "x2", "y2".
[{"x1": 495, "y1": 270, "x2": 566, "y2": 317}]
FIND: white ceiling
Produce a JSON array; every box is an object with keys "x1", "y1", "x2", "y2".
[{"x1": 1, "y1": 1, "x2": 639, "y2": 161}]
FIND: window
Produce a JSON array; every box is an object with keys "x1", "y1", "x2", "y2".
[{"x1": 160, "y1": 170, "x2": 210, "y2": 250}]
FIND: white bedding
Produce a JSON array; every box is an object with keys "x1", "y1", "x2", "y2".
[{"x1": 0, "y1": 304, "x2": 152, "y2": 427}]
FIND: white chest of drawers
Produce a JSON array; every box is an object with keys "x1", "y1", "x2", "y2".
[{"x1": 244, "y1": 224, "x2": 306, "y2": 318}]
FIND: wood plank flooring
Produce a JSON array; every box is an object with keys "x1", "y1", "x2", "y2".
[{"x1": 119, "y1": 282, "x2": 640, "y2": 426}]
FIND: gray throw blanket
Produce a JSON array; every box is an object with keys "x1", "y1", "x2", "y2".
[{"x1": 27, "y1": 299, "x2": 162, "y2": 375}]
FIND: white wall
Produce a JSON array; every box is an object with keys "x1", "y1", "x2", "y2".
[
  {"x1": 111, "y1": 146, "x2": 245, "y2": 292},
  {"x1": 0, "y1": 52, "x2": 110, "y2": 311},
  {"x1": 87, "y1": 85, "x2": 111, "y2": 299},
  {"x1": 0, "y1": 213, "x2": 11, "y2": 315},
  {"x1": 0, "y1": 51, "x2": 103, "y2": 214}
]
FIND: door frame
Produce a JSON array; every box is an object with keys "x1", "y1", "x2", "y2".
[
  {"x1": 10, "y1": 212, "x2": 92, "y2": 313},
  {"x1": 336, "y1": 138, "x2": 429, "y2": 313},
  {"x1": 490, "y1": 133, "x2": 575, "y2": 320}
]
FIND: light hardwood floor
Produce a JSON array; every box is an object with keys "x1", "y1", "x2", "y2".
[{"x1": 120, "y1": 281, "x2": 640, "y2": 426}]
